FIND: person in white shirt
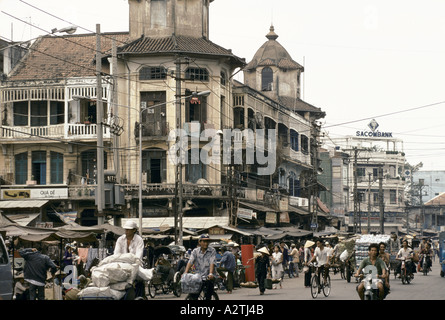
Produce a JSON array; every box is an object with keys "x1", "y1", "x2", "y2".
[
  {"x1": 114, "y1": 220, "x2": 144, "y2": 261},
  {"x1": 395, "y1": 239, "x2": 415, "y2": 277},
  {"x1": 309, "y1": 240, "x2": 332, "y2": 282},
  {"x1": 271, "y1": 245, "x2": 284, "y2": 289}
]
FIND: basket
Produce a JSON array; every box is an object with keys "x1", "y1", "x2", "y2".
[{"x1": 181, "y1": 273, "x2": 202, "y2": 294}]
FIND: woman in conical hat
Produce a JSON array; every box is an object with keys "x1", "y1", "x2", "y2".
[{"x1": 255, "y1": 247, "x2": 271, "y2": 295}]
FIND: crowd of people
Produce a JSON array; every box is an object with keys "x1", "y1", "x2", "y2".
[{"x1": 6, "y1": 222, "x2": 441, "y2": 300}]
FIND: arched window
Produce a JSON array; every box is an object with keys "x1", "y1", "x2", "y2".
[{"x1": 261, "y1": 67, "x2": 273, "y2": 91}]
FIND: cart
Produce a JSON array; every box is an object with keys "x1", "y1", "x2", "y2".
[{"x1": 146, "y1": 246, "x2": 182, "y2": 298}]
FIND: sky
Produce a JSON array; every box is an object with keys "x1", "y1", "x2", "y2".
[{"x1": 1, "y1": 0, "x2": 445, "y2": 172}]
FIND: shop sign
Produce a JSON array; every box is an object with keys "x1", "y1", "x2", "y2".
[{"x1": 356, "y1": 119, "x2": 393, "y2": 138}]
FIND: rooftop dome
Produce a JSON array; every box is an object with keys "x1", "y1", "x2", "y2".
[{"x1": 245, "y1": 26, "x2": 303, "y2": 71}]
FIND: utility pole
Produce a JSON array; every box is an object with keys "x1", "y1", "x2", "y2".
[
  {"x1": 367, "y1": 173, "x2": 371, "y2": 234},
  {"x1": 419, "y1": 179, "x2": 425, "y2": 236},
  {"x1": 378, "y1": 167, "x2": 384, "y2": 234},
  {"x1": 353, "y1": 147, "x2": 359, "y2": 234},
  {"x1": 96, "y1": 24, "x2": 105, "y2": 224},
  {"x1": 174, "y1": 56, "x2": 184, "y2": 245}
]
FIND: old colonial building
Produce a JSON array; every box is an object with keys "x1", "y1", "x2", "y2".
[{"x1": 0, "y1": 0, "x2": 326, "y2": 242}]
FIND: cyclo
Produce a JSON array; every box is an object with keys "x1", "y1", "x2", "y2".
[{"x1": 146, "y1": 246, "x2": 182, "y2": 298}]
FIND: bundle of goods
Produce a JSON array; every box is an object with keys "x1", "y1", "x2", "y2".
[
  {"x1": 77, "y1": 253, "x2": 153, "y2": 300},
  {"x1": 354, "y1": 234, "x2": 390, "y2": 268},
  {"x1": 181, "y1": 273, "x2": 202, "y2": 294},
  {"x1": 240, "y1": 281, "x2": 258, "y2": 288}
]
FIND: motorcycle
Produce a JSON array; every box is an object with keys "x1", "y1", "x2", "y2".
[
  {"x1": 398, "y1": 256, "x2": 414, "y2": 284},
  {"x1": 419, "y1": 253, "x2": 431, "y2": 275},
  {"x1": 360, "y1": 265, "x2": 380, "y2": 300}
]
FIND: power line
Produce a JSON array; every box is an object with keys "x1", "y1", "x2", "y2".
[{"x1": 323, "y1": 100, "x2": 445, "y2": 129}]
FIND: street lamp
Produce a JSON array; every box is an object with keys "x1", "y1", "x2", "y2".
[{"x1": 138, "y1": 90, "x2": 210, "y2": 237}]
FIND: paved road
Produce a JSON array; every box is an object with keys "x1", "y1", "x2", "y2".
[{"x1": 159, "y1": 257, "x2": 444, "y2": 301}]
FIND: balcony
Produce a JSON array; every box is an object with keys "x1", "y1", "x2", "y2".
[{"x1": 0, "y1": 123, "x2": 111, "y2": 141}]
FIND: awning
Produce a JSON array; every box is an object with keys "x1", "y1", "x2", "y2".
[
  {"x1": 0, "y1": 200, "x2": 49, "y2": 209},
  {"x1": 238, "y1": 201, "x2": 276, "y2": 213},
  {"x1": 288, "y1": 205, "x2": 310, "y2": 216},
  {"x1": 118, "y1": 216, "x2": 230, "y2": 230},
  {"x1": 6, "y1": 213, "x2": 39, "y2": 226},
  {"x1": 317, "y1": 198, "x2": 330, "y2": 214}
]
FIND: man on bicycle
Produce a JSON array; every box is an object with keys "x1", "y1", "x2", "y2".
[
  {"x1": 184, "y1": 234, "x2": 216, "y2": 300},
  {"x1": 308, "y1": 240, "x2": 331, "y2": 284},
  {"x1": 354, "y1": 243, "x2": 387, "y2": 300}
]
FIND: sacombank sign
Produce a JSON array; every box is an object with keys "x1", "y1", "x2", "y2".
[{"x1": 356, "y1": 119, "x2": 393, "y2": 138}]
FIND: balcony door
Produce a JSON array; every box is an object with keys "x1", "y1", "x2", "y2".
[{"x1": 32, "y1": 151, "x2": 46, "y2": 185}]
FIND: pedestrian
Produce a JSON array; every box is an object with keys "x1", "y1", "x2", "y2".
[
  {"x1": 289, "y1": 243, "x2": 299, "y2": 278},
  {"x1": 271, "y1": 245, "x2": 283, "y2": 289},
  {"x1": 280, "y1": 241, "x2": 289, "y2": 279},
  {"x1": 303, "y1": 240, "x2": 315, "y2": 288},
  {"x1": 62, "y1": 244, "x2": 74, "y2": 269},
  {"x1": 14, "y1": 274, "x2": 29, "y2": 300},
  {"x1": 217, "y1": 246, "x2": 236, "y2": 294},
  {"x1": 19, "y1": 247, "x2": 58, "y2": 300},
  {"x1": 255, "y1": 247, "x2": 271, "y2": 295}
]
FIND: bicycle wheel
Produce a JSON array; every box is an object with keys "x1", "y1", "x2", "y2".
[
  {"x1": 147, "y1": 281, "x2": 157, "y2": 298},
  {"x1": 322, "y1": 276, "x2": 331, "y2": 297},
  {"x1": 310, "y1": 275, "x2": 319, "y2": 298}
]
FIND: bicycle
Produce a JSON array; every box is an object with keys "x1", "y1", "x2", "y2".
[
  {"x1": 309, "y1": 263, "x2": 331, "y2": 298},
  {"x1": 184, "y1": 275, "x2": 219, "y2": 300}
]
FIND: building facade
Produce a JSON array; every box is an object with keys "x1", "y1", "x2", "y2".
[
  {"x1": 0, "y1": 0, "x2": 327, "y2": 240},
  {"x1": 322, "y1": 132, "x2": 407, "y2": 234}
]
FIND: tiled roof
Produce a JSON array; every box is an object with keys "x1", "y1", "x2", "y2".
[
  {"x1": 425, "y1": 192, "x2": 445, "y2": 206},
  {"x1": 118, "y1": 35, "x2": 245, "y2": 66},
  {"x1": 279, "y1": 96, "x2": 325, "y2": 115},
  {"x1": 7, "y1": 32, "x2": 130, "y2": 81},
  {"x1": 245, "y1": 28, "x2": 303, "y2": 71}
]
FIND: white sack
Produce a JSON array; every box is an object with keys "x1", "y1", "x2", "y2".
[
  {"x1": 99, "y1": 253, "x2": 141, "y2": 267},
  {"x1": 137, "y1": 267, "x2": 154, "y2": 281}
]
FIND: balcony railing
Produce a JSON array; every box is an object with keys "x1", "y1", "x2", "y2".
[{"x1": 0, "y1": 123, "x2": 110, "y2": 140}]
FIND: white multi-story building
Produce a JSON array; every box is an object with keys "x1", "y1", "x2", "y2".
[{"x1": 322, "y1": 121, "x2": 407, "y2": 234}]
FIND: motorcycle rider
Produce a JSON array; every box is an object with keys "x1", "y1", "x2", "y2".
[
  {"x1": 378, "y1": 242, "x2": 391, "y2": 294},
  {"x1": 354, "y1": 243, "x2": 387, "y2": 300},
  {"x1": 419, "y1": 242, "x2": 433, "y2": 273},
  {"x1": 396, "y1": 239, "x2": 416, "y2": 277}
]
